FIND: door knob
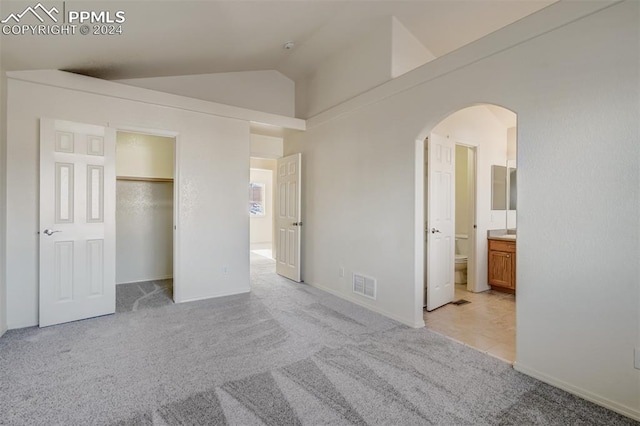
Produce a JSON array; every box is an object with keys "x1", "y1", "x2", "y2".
[
  {"x1": 43, "y1": 229, "x2": 61, "y2": 236},
  {"x1": 431, "y1": 228, "x2": 441, "y2": 234}
]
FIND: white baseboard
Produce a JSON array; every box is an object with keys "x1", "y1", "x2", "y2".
[
  {"x1": 250, "y1": 242, "x2": 272, "y2": 250},
  {"x1": 307, "y1": 281, "x2": 424, "y2": 328},
  {"x1": 117, "y1": 275, "x2": 173, "y2": 285},
  {"x1": 514, "y1": 362, "x2": 640, "y2": 421},
  {"x1": 177, "y1": 288, "x2": 250, "y2": 304}
]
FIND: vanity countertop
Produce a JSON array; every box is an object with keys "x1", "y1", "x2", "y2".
[
  {"x1": 488, "y1": 234, "x2": 516, "y2": 241},
  {"x1": 487, "y1": 229, "x2": 516, "y2": 241}
]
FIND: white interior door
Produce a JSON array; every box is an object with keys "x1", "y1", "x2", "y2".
[
  {"x1": 426, "y1": 133, "x2": 455, "y2": 311},
  {"x1": 39, "y1": 119, "x2": 116, "y2": 327},
  {"x1": 276, "y1": 153, "x2": 301, "y2": 282}
]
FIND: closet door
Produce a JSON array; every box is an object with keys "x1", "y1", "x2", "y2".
[{"x1": 39, "y1": 119, "x2": 116, "y2": 327}]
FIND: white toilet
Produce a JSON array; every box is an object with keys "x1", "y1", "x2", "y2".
[{"x1": 455, "y1": 234, "x2": 468, "y2": 284}]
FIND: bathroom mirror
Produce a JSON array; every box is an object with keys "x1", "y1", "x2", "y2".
[
  {"x1": 509, "y1": 167, "x2": 517, "y2": 210},
  {"x1": 491, "y1": 165, "x2": 507, "y2": 210},
  {"x1": 492, "y1": 165, "x2": 517, "y2": 211}
]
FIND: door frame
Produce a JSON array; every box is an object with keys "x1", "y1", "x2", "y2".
[
  {"x1": 414, "y1": 136, "x2": 480, "y2": 324},
  {"x1": 111, "y1": 124, "x2": 181, "y2": 302},
  {"x1": 249, "y1": 166, "x2": 275, "y2": 256},
  {"x1": 249, "y1": 156, "x2": 280, "y2": 261},
  {"x1": 454, "y1": 142, "x2": 478, "y2": 293}
]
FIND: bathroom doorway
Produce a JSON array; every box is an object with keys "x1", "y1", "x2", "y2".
[
  {"x1": 114, "y1": 130, "x2": 177, "y2": 313},
  {"x1": 421, "y1": 104, "x2": 517, "y2": 363},
  {"x1": 454, "y1": 144, "x2": 477, "y2": 293}
]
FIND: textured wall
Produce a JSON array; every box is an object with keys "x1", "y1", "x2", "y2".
[
  {"x1": 0, "y1": 66, "x2": 6, "y2": 337},
  {"x1": 117, "y1": 70, "x2": 295, "y2": 117},
  {"x1": 6, "y1": 76, "x2": 251, "y2": 328},
  {"x1": 116, "y1": 181, "x2": 173, "y2": 284},
  {"x1": 285, "y1": 1, "x2": 639, "y2": 417},
  {"x1": 116, "y1": 132, "x2": 174, "y2": 180}
]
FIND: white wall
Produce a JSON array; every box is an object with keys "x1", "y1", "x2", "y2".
[
  {"x1": 0, "y1": 65, "x2": 7, "y2": 338},
  {"x1": 507, "y1": 126, "x2": 517, "y2": 161},
  {"x1": 298, "y1": 19, "x2": 393, "y2": 118},
  {"x1": 249, "y1": 169, "x2": 273, "y2": 250},
  {"x1": 116, "y1": 132, "x2": 174, "y2": 179},
  {"x1": 285, "y1": 1, "x2": 638, "y2": 419},
  {"x1": 433, "y1": 105, "x2": 511, "y2": 292},
  {"x1": 391, "y1": 16, "x2": 435, "y2": 78},
  {"x1": 6, "y1": 76, "x2": 251, "y2": 328},
  {"x1": 455, "y1": 145, "x2": 470, "y2": 236},
  {"x1": 297, "y1": 16, "x2": 435, "y2": 118},
  {"x1": 250, "y1": 134, "x2": 283, "y2": 159},
  {"x1": 117, "y1": 70, "x2": 295, "y2": 117},
  {"x1": 506, "y1": 127, "x2": 517, "y2": 229},
  {"x1": 116, "y1": 181, "x2": 174, "y2": 284}
]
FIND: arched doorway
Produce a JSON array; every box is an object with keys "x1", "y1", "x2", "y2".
[{"x1": 417, "y1": 104, "x2": 518, "y2": 363}]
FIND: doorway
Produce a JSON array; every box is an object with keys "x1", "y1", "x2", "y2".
[
  {"x1": 454, "y1": 144, "x2": 477, "y2": 292},
  {"x1": 420, "y1": 104, "x2": 517, "y2": 363},
  {"x1": 114, "y1": 130, "x2": 177, "y2": 313},
  {"x1": 249, "y1": 157, "x2": 277, "y2": 261}
]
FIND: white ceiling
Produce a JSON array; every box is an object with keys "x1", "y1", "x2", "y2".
[{"x1": 0, "y1": 1, "x2": 555, "y2": 81}]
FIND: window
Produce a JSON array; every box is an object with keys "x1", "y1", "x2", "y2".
[{"x1": 249, "y1": 182, "x2": 265, "y2": 216}]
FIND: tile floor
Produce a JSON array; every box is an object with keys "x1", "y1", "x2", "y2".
[{"x1": 424, "y1": 284, "x2": 516, "y2": 363}]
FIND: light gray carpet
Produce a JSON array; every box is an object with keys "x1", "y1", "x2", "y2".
[
  {"x1": 116, "y1": 280, "x2": 173, "y2": 313},
  {"x1": 0, "y1": 253, "x2": 635, "y2": 425}
]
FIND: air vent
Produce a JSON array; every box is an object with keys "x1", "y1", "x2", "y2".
[{"x1": 353, "y1": 273, "x2": 376, "y2": 300}]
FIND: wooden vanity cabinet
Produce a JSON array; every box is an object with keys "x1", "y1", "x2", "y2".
[{"x1": 488, "y1": 239, "x2": 516, "y2": 293}]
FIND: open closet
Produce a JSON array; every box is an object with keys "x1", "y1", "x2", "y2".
[{"x1": 115, "y1": 131, "x2": 175, "y2": 312}]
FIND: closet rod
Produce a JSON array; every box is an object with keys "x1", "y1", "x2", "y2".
[{"x1": 116, "y1": 176, "x2": 174, "y2": 183}]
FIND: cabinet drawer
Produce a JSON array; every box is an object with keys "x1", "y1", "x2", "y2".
[{"x1": 488, "y1": 239, "x2": 515, "y2": 253}]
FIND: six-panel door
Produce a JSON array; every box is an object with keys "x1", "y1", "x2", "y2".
[
  {"x1": 39, "y1": 119, "x2": 116, "y2": 327},
  {"x1": 276, "y1": 153, "x2": 301, "y2": 282}
]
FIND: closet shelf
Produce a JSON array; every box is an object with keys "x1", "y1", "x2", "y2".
[{"x1": 116, "y1": 176, "x2": 174, "y2": 183}]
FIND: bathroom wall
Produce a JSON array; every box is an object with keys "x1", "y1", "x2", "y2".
[
  {"x1": 455, "y1": 145, "x2": 470, "y2": 236},
  {"x1": 506, "y1": 126, "x2": 517, "y2": 229},
  {"x1": 507, "y1": 127, "x2": 517, "y2": 162}
]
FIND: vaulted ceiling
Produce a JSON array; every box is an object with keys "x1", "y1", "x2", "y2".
[{"x1": 1, "y1": 1, "x2": 555, "y2": 81}]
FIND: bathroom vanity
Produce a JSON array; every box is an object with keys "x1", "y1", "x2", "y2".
[{"x1": 488, "y1": 234, "x2": 516, "y2": 293}]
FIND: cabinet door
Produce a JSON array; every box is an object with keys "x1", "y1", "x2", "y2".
[
  {"x1": 511, "y1": 252, "x2": 516, "y2": 290},
  {"x1": 489, "y1": 250, "x2": 513, "y2": 288}
]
